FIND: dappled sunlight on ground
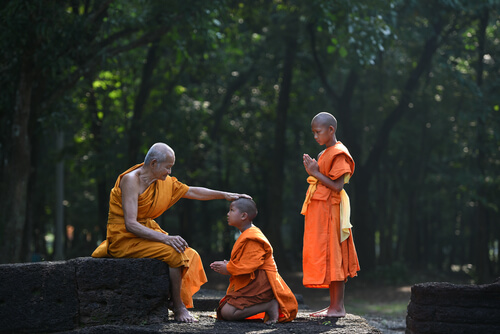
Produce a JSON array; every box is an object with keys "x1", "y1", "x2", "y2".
[{"x1": 203, "y1": 268, "x2": 410, "y2": 333}]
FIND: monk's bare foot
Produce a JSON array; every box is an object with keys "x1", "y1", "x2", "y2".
[
  {"x1": 309, "y1": 306, "x2": 327, "y2": 317},
  {"x1": 309, "y1": 306, "x2": 345, "y2": 318},
  {"x1": 264, "y1": 299, "x2": 279, "y2": 324},
  {"x1": 173, "y1": 306, "x2": 198, "y2": 323}
]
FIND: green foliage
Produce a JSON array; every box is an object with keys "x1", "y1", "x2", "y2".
[
  {"x1": 372, "y1": 262, "x2": 410, "y2": 285},
  {"x1": 1, "y1": 0, "x2": 499, "y2": 282}
]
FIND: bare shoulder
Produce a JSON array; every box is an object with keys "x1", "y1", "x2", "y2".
[{"x1": 120, "y1": 170, "x2": 140, "y2": 192}]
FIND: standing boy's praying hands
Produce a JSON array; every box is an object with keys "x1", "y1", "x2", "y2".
[{"x1": 303, "y1": 153, "x2": 319, "y2": 176}]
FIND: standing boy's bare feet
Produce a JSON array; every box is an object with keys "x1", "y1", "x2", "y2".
[
  {"x1": 264, "y1": 299, "x2": 280, "y2": 324},
  {"x1": 309, "y1": 306, "x2": 346, "y2": 318},
  {"x1": 173, "y1": 306, "x2": 198, "y2": 323}
]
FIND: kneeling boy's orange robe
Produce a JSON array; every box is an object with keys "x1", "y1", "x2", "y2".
[
  {"x1": 301, "y1": 142, "x2": 360, "y2": 288},
  {"x1": 220, "y1": 226, "x2": 298, "y2": 323},
  {"x1": 91, "y1": 163, "x2": 207, "y2": 308}
]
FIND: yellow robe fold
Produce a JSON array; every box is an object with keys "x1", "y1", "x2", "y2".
[
  {"x1": 301, "y1": 142, "x2": 360, "y2": 288},
  {"x1": 222, "y1": 226, "x2": 298, "y2": 323},
  {"x1": 92, "y1": 163, "x2": 207, "y2": 308}
]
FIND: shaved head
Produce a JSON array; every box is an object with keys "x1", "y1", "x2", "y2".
[
  {"x1": 311, "y1": 112, "x2": 337, "y2": 130},
  {"x1": 232, "y1": 198, "x2": 258, "y2": 221},
  {"x1": 144, "y1": 142, "x2": 175, "y2": 165}
]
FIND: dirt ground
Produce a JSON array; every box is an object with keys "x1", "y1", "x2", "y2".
[
  {"x1": 283, "y1": 272, "x2": 409, "y2": 333},
  {"x1": 200, "y1": 269, "x2": 409, "y2": 333},
  {"x1": 64, "y1": 270, "x2": 409, "y2": 334},
  {"x1": 65, "y1": 311, "x2": 383, "y2": 333}
]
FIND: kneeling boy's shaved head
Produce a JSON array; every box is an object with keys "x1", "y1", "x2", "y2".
[{"x1": 233, "y1": 198, "x2": 258, "y2": 221}]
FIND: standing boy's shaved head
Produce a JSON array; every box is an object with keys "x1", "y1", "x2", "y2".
[
  {"x1": 311, "y1": 112, "x2": 337, "y2": 130},
  {"x1": 232, "y1": 198, "x2": 258, "y2": 221}
]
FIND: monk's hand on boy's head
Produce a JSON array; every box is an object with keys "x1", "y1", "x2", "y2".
[
  {"x1": 164, "y1": 235, "x2": 188, "y2": 253},
  {"x1": 224, "y1": 192, "x2": 252, "y2": 201}
]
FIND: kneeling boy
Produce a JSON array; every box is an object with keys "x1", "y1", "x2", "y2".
[{"x1": 210, "y1": 198, "x2": 298, "y2": 324}]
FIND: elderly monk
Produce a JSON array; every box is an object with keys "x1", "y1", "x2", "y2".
[{"x1": 92, "y1": 142, "x2": 250, "y2": 323}]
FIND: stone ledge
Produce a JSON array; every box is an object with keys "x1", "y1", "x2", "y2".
[
  {"x1": 0, "y1": 261, "x2": 78, "y2": 333},
  {"x1": 0, "y1": 257, "x2": 171, "y2": 333},
  {"x1": 406, "y1": 278, "x2": 500, "y2": 334}
]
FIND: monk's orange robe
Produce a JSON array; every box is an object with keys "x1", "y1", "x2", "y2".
[
  {"x1": 91, "y1": 163, "x2": 207, "y2": 308},
  {"x1": 301, "y1": 142, "x2": 360, "y2": 288},
  {"x1": 220, "y1": 226, "x2": 298, "y2": 323}
]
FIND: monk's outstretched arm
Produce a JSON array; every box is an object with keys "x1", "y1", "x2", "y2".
[
  {"x1": 183, "y1": 187, "x2": 251, "y2": 201},
  {"x1": 121, "y1": 173, "x2": 188, "y2": 253},
  {"x1": 303, "y1": 154, "x2": 345, "y2": 193}
]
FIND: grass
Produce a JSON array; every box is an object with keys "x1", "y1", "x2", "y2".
[{"x1": 346, "y1": 298, "x2": 408, "y2": 318}]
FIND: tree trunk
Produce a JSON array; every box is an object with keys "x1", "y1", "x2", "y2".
[
  {"x1": 265, "y1": 21, "x2": 298, "y2": 269},
  {"x1": 53, "y1": 132, "x2": 65, "y2": 260},
  {"x1": 128, "y1": 40, "x2": 161, "y2": 166},
  {"x1": 0, "y1": 58, "x2": 33, "y2": 263},
  {"x1": 354, "y1": 24, "x2": 442, "y2": 272},
  {"x1": 473, "y1": 9, "x2": 491, "y2": 283},
  {"x1": 86, "y1": 79, "x2": 110, "y2": 240}
]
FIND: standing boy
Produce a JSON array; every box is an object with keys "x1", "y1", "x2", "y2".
[
  {"x1": 210, "y1": 198, "x2": 298, "y2": 324},
  {"x1": 301, "y1": 112, "x2": 360, "y2": 317}
]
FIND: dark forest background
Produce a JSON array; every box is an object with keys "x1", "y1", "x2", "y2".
[{"x1": 1, "y1": 0, "x2": 499, "y2": 285}]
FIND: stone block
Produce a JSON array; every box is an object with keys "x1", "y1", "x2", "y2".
[
  {"x1": 72, "y1": 257, "x2": 170, "y2": 326},
  {"x1": 0, "y1": 261, "x2": 78, "y2": 333},
  {"x1": 0, "y1": 257, "x2": 171, "y2": 333},
  {"x1": 407, "y1": 303, "x2": 500, "y2": 324},
  {"x1": 406, "y1": 278, "x2": 500, "y2": 334},
  {"x1": 410, "y1": 281, "x2": 500, "y2": 308},
  {"x1": 406, "y1": 316, "x2": 499, "y2": 334}
]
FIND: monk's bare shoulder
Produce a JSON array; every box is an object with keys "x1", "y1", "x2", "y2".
[{"x1": 120, "y1": 170, "x2": 140, "y2": 193}]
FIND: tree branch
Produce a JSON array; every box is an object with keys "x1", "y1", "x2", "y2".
[
  {"x1": 95, "y1": 27, "x2": 140, "y2": 50},
  {"x1": 43, "y1": 27, "x2": 170, "y2": 110},
  {"x1": 210, "y1": 64, "x2": 256, "y2": 141},
  {"x1": 107, "y1": 26, "x2": 170, "y2": 57},
  {"x1": 85, "y1": 0, "x2": 114, "y2": 25},
  {"x1": 307, "y1": 22, "x2": 339, "y2": 101},
  {"x1": 363, "y1": 22, "x2": 443, "y2": 171}
]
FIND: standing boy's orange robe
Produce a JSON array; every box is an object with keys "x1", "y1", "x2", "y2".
[
  {"x1": 301, "y1": 142, "x2": 360, "y2": 288},
  {"x1": 91, "y1": 163, "x2": 207, "y2": 308},
  {"x1": 221, "y1": 226, "x2": 298, "y2": 323}
]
